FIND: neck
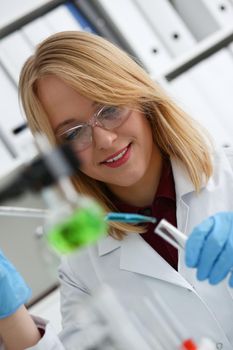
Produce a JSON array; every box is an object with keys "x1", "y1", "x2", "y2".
[{"x1": 108, "y1": 150, "x2": 163, "y2": 207}]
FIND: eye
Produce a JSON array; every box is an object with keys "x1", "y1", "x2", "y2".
[
  {"x1": 62, "y1": 126, "x2": 83, "y2": 142},
  {"x1": 99, "y1": 106, "x2": 121, "y2": 120}
]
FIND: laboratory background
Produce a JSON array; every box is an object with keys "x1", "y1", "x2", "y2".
[{"x1": 0, "y1": 0, "x2": 233, "y2": 338}]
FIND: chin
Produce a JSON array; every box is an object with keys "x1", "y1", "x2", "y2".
[{"x1": 112, "y1": 174, "x2": 144, "y2": 187}]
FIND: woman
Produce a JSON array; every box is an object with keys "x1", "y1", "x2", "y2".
[{"x1": 0, "y1": 31, "x2": 233, "y2": 349}]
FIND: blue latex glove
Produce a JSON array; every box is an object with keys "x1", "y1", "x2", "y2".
[
  {"x1": 185, "y1": 212, "x2": 233, "y2": 287},
  {"x1": 0, "y1": 250, "x2": 31, "y2": 319}
]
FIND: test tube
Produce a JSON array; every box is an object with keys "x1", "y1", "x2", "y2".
[{"x1": 155, "y1": 219, "x2": 187, "y2": 250}]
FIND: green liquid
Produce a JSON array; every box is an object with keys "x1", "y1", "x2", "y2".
[{"x1": 47, "y1": 203, "x2": 107, "y2": 254}]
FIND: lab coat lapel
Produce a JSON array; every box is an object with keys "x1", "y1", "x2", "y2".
[
  {"x1": 98, "y1": 232, "x2": 192, "y2": 290},
  {"x1": 120, "y1": 233, "x2": 193, "y2": 290},
  {"x1": 97, "y1": 234, "x2": 121, "y2": 256},
  {"x1": 171, "y1": 158, "x2": 205, "y2": 234},
  {"x1": 97, "y1": 158, "x2": 202, "y2": 291}
]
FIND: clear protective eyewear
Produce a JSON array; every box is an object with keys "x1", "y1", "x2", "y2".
[{"x1": 57, "y1": 105, "x2": 131, "y2": 151}]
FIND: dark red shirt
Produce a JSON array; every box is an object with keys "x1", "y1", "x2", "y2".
[{"x1": 114, "y1": 160, "x2": 178, "y2": 270}]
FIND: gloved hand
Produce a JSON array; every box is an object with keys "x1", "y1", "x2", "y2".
[
  {"x1": 185, "y1": 212, "x2": 233, "y2": 287},
  {"x1": 0, "y1": 250, "x2": 31, "y2": 319}
]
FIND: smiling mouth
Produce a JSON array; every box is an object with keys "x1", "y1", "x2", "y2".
[{"x1": 100, "y1": 143, "x2": 131, "y2": 164}]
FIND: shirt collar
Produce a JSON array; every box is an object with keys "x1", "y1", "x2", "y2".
[
  {"x1": 155, "y1": 159, "x2": 176, "y2": 200},
  {"x1": 112, "y1": 159, "x2": 176, "y2": 214}
]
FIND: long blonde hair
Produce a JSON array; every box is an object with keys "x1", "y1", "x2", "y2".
[{"x1": 19, "y1": 31, "x2": 213, "y2": 239}]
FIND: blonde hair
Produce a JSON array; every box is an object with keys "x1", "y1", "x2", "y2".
[{"x1": 19, "y1": 31, "x2": 213, "y2": 239}]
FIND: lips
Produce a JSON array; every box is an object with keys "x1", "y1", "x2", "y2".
[
  {"x1": 101, "y1": 144, "x2": 130, "y2": 163},
  {"x1": 100, "y1": 143, "x2": 131, "y2": 168}
]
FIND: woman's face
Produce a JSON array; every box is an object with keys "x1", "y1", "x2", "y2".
[{"x1": 37, "y1": 75, "x2": 161, "y2": 196}]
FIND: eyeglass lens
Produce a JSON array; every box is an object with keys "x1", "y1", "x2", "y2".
[{"x1": 58, "y1": 106, "x2": 131, "y2": 151}]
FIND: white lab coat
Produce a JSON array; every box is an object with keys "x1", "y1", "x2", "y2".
[{"x1": 3, "y1": 145, "x2": 233, "y2": 350}]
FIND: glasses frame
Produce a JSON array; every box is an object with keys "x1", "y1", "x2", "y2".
[{"x1": 57, "y1": 105, "x2": 131, "y2": 151}]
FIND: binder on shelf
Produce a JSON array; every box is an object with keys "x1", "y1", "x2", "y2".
[
  {"x1": 66, "y1": 2, "x2": 96, "y2": 33},
  {"x1": 0, "y1": 125, "x2": 17, "y2": 160},
  {"x1": 0, "y1": 138, "x2": 17, "y2": 179},
  {"x1": 172, "y1": 0, "x2": 219, "y2": 40},
  {"x1": 0, "y1": 66, "x2": 25, "y2": 141},
  {"x1": 0, "y1": 31, "x2": 33, "y2": 84},
  {"x1": 187, "y1": 48, "x2": 233, "y2": 138},
  {"x1": 23, "y1": 3, "x2": 97, "y2": 50},
  {"x1": 0, "y1": 67, "x2": 36, "y2": 160},
  {"x1": 23, "y1": 3, "x2": 96, "y2": 48},
  {"x1": 0, "y1": 0, "x2": 49, "y2": 30},
  {"x1": 134, "y1": 0, "x2": 196, "y2": 57},
  {"x1": 200, "y1": 0, "x2": 233, "y2": 28},
  {"x1": 229, "y1": 43, "x2": 233, "y2": 55},
  {"x1": 21, "y1": 17, "x2": 52, "y2": 48},
  {"x1": 73, "y1": 0, "x2": 124, "y2": 43},
  {"x1": 43, "y1": 4, "x2": 83, "y2": 33},
  {"x1": 96, "y1": 0, "x2": 171, "y2": 76},
  {"x1": 161, "y1": 74, "x2": 231, "y2": 146}
]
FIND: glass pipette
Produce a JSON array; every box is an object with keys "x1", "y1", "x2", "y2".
[
  {"x1": 0, "y1": 206, "x2": 156, "y2": 224},
  {"x1": 0, "y1": 206, "x2": 49, "y2": 218}
]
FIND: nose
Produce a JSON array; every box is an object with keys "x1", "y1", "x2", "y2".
[{"x1": 92, "y1": 126, "x2": 117, "y2": 150}]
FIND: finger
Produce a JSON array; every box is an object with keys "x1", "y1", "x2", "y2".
[
  {"x1": 185, "y1": 217, "x2": 214, "y2": 267},
  {"x1": 197, "y1": 213, "x2": 231, "y2": 281},
  {"x1": 209, "y1": 243, "x2": 233, "y2": 285},
  {"x1": 229, "y1": 270, "x2": 233, "y2": 288},
  {"x1": 209, "y1": 220, "x2": 233, "y2": 285},
  {"x1": 0, "y1": 265, "x2": 6, "y2": 279}
]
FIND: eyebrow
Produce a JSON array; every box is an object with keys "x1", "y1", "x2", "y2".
[{"x1": 54, "y1": 101, "x2": 100, "y2": 134}]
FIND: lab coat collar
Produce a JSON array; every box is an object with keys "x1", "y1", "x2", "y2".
[
  {"x1": 97, "y1": 232, "x2": 192, "y2": 289},
  {"x1": 120, "y1": 233, "x2": 193, "y2": 290},
  {"x1": 97, "y1": 234, "x2": 121, "y2": 256}
]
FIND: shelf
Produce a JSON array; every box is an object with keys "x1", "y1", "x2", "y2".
[
  {"x1": 0, "y1": 0, "x2": 65, "y2": 39},
  {"x1": 157, "y1": 25, "x2": 233, "y2": 81}
]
